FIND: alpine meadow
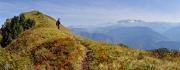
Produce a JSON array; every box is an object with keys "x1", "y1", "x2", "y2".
[{"x1": 0, "y1": 0, "x2": 180, "y2": 70}]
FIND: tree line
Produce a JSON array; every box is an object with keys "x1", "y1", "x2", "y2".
[{"x1": 1, "y1": 14, "x2": 35, "y2": 47}]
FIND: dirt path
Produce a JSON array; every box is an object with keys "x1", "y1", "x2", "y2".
[{"x1": 81, "y1": 43, "x2": 93, "y2": 70}]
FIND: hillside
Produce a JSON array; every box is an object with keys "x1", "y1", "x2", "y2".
[{"x1": 0, "y1": 11, "x2": 179, "y2": 70}]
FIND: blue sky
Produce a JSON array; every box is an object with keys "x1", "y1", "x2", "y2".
[{"x1": 1, "y1": 0, "x2": 180, "y2": 27}]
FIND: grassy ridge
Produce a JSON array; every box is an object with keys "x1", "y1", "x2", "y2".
[
  {"x1": 1, "y1": 11, "x2": 84, "y2": 69},
  {"x1": 0, "y1": 11, "x2": 179, "y2": 70}
]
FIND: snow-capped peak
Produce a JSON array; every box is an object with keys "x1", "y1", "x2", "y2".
[{"x1": 117, "y1": 19, "x2": 144, "y2": 23}]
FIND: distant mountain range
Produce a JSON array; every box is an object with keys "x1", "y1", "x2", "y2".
[
  {"x1": 70, "y1": 20, "x2": 180, "y2": 50},
  {"x1": 109, "y1": 19, "x2": 179, "y2": 33},
  {"x1": 1, "y1": 11, "x2": 179, "y2": 69}
]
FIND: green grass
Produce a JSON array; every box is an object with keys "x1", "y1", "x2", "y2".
[
  {"x1": 0, "y1": 10, "x2": 179, "y2": 70},
  {"x1": 2, "y1": 11, "x2": 83, "y2": 70},
  {"x1": 0, "y1": 34, "x2": 2, "y2": 46},
  {"x1": 79, "y1": 39, "x2": 180, "y2": 70}
]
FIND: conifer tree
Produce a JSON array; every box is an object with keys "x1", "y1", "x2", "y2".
[{"x1": 1, "y1": 15, "x2": 35, "y2": 47}]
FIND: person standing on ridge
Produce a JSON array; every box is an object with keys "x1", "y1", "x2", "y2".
[{"x1": 56, "y1": 18, "x2": 61, "y2": 29}]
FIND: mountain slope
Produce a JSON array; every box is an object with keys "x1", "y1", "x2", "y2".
[
  {"x1": 0, "y1": 11, "x2": 179, "y2": 70},
  {"x1": 103, "y1": 26, "x2": 169, "y2": 49},
  {"x1": 72, "y1": 26, "x2": 170, "y2": 49},
  {"x1": 70, "y1": 28, "x2": 114, "y2": 42},
  {"x1": 1, "y1": 11, "x2": 85, "y2": 69},
  {"x1": 164, "y1": 26, "x2": 180, "y2": 41}
]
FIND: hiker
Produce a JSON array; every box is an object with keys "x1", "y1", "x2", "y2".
[{"x1": 56, "y1": 18, "x2": 61, "y2": 29}]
